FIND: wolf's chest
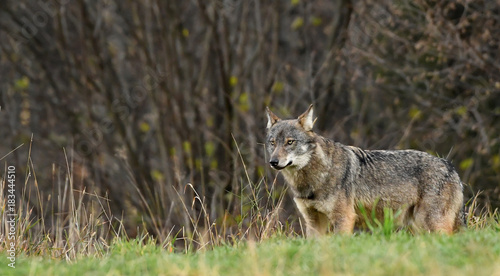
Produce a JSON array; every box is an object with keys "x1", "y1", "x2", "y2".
[
  {"x1": 282, "y1": 169, "x2": 327, "y2": 200},
  {"x1": 293, "y1": 185, "x2": 315, "y2": 200}
]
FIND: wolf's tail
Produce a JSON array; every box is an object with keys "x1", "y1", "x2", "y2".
[
  {"x1": 454, "y1": 189, "x2": 467, "y2": 231},
  {"x1": 455, "y1": 207, "x2": 466, "y2": 230}
]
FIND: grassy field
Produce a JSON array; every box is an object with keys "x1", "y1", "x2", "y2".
[
  {"x1": 2, "y1": 227, "x2": 499, "y2": 276},
  {"x1": 1, "y1": 147, "x2": 499, "y2": 275}
]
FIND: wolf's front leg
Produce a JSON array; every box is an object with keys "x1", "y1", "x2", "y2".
[
  {"x1": 294, "y1": 198, "x2": 328, "y2": 237},
  {"x1": 305, "y1": 212, "x2": 329, "y2": 237}
]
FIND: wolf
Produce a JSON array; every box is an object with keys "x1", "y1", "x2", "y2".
[{"x1": 266, "y1": 105, "x2": 464, "y2": 236}]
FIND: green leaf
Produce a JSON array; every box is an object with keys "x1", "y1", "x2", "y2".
[
  {"x1": 257, "y1": 165, "x2": 265, "y2": 177},
  {"x1": 455, "y1": 106, "x2": 467, "y2": 116},
  {"x1": 291, "y1": 17, "x2": 304, "y2": 30},
  {"x1": 139, "y1": 122, "x2": 150, "y2": 133},
  {"x1": 238, "y1": 92, "x2": 249, "y2": 112},
  {"x1": 205, "y1": 141, "x2": 215, "y2": 157},
  {"x1": 229, "y1": 76, "x2": 238, "y2": 87},
  {"x1": 491, "y1": 155, "x2": 500, "y2": 169},
  {"x1": 408, "y1": 106, "x2": 422, "y2": 120},
  {"x1": 151, "y1": 170, "x2": 164, "y2": 181},
  {"x1": 206, "y1": 116, "x2": 214, "y2": 127},
  {"x1": 311, "y1": 16, "x2": 322, "y2": 26},
  {"x1": 183, "y1": 141, "x2": 192, "y2": 155},
  {"x1": 15, "y1": 76, "x2": 30, "y2": 90},
  {"x1": 459, "y1": 158, "x2": 474, "y2": 170},
  {"x1": 271, "y1": 81, "x2": 284, "y2": 93},
  {"x1": 195, "y1": 158, "x2": 202, "y2": 171},
  {"x1": 210, "y1": 160, "x2": 218, "y2": 169}
]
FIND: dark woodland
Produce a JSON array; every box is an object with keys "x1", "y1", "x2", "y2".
[{"x1": 1, "y1": 0, "x2": 499, "y2": 242}]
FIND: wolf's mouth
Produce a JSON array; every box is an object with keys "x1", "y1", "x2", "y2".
[{"x1": 271, "y1": 161, "x2": 293, "y2": 170}]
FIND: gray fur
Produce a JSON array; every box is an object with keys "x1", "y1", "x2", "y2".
[{"x1": 266, "y1": 105, "x2": 464, "y2": 236}]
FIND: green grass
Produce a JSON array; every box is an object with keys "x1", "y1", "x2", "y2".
[
  {"x1": 2, "y1": 228, "x2": 499, "y2": 276},
  {"x1": 1, "y1": 144, "x2": 499, "y2": 275}
]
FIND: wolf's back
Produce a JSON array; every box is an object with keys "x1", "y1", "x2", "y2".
[
  {"x1": 348, "y1": 147, "x2": 462, "y2": 197},
  {"x1": 343, "y1": 146, "x2": 464, "y2": 230}
]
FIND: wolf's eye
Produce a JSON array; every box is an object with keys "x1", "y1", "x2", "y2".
[
  {"x1": 287, "y1": 140, "x2": 295, "y2": 145},
  {"x1": 270, "y1": 139, "x2": 275, "y2": 146}
]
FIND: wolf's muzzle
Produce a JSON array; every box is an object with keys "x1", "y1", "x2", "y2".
[
  {"x1": 269, "y1": 159, "x2": 279, "y2": 168},
  {"x1": 269, "y1": 159, "x2": 292, "y2": 170}
]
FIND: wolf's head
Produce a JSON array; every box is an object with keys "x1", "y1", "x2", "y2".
[{"x1": 265, "y1": 105, "x2": 317, "y2": 170}]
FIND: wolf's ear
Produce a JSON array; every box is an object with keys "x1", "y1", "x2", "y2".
[
  {"x1": 297, "y1": 104, "x2": 316, "y2": 131},
  {"x1": 266, "y1": 107, "x2": 281, "y2": 129}
]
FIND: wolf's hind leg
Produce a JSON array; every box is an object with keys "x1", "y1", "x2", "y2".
[
  {"x1": 414, "y1": 180, "x2": 463, "y2": 234},
  {"x1": 413, "y1": 209, "x2": 454, "y2": 234},
  {"x1": 413, "y1": 200, "x2": 457, "y2": 234}
]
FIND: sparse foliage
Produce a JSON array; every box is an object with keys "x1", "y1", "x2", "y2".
[{"x1": 0, "y1": 0, "x2": 499, "y2": 256}]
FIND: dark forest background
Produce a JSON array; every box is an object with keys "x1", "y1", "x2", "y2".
[{"x1": 1, "y1": 0, "x2": 499, "y2": 240}]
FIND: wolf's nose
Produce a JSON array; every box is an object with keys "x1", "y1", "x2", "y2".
[{"x1": 269, "y1": 159, "x2": 279, "y2": 167}]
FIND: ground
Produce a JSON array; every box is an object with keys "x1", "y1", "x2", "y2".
[{"x1": 2, "y1": 228, "x2": 499, "y2": 276}]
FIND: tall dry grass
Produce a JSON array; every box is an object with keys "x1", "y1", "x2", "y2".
[
  {"x1": 0, "y1": 141, "x2": 498, "y2": 260},
  {"x1": 0, "y1": 140, "x2": 296, "y2": 259}
]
